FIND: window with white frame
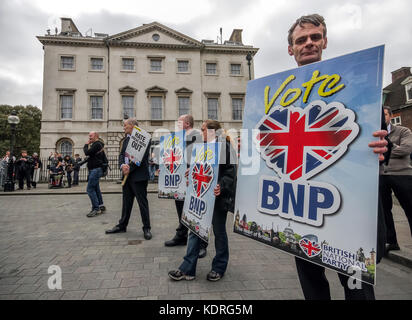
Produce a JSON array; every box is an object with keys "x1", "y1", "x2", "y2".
[
  {"x1": 206, "y1": 63, "x2": 217, "y2": 75},
  {"x1": 60, "y1": 95, "x2": 73, "y2": 119},
  {"x1": 406, "y1": 83, "x2": 412, "y2": 102},
  {"x1": 60, "y1": 140, "x2": 73, "y2": 157},
  {"x1": 122, "y1": 96, "x2": 134, "y2": 119},
  {"x1": 207, "y1": 98, "x2": 218, "y2": 120},
  {"x1": 178, "y1": 97, "x2": 190, "y2": 116},
  {"x1": 177, "y1": 60, "x2": 189, "y2": 73},
  {"x1": 90, "y1": 57, "x2": 104, "y2": 71},
  {"x1": 151, "y1": 96, "x2": 163, "y2": 120},
  {"x1": 230, "y1": 64, "x2": 241, "y2": 75},
  {"x1": 60, "y1": 56, "x2": 74, "y2": 70},
  {"x1": 150, "y1": 59, "x2": 162, "y2": 72},
  {"x1": 391, "y1": 116, "x2": 401, "y2": 126},
  {"x1": 91, "y1": 96, "x2": 103, "y2": 120},
  {"x1": 122, "y1": 58, "x2": 135, "y2": 71},
  {"x1": 232, "y1": 98, "x2": 243, "y2": 120}
]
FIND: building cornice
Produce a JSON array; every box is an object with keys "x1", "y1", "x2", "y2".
[
  {"x1": 202, "y1": 46, "x2": 259, "y2": 55},
  {"x1": 37, "y1": 36, "x2": 105, "y2": 47},
  {"x1": 107, "y1": 22, "x2": 203, "y2": 48}
]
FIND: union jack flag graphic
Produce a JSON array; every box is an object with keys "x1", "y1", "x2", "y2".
[
  {"x1": 162, "y1": 147, "x2": 183, "y2": 174},
  {"x1": 255, "y1": 101, "x2": 359, "y2": 181},
  {"x1": 299, "y1": 238, "x2": 322, "y2": 258},
  {"x1": 191, "y1": 162, "x2": 214, "y2": 198}
]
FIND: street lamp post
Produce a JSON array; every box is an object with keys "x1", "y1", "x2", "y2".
[
  {"x1": 4, "y1": 110, "x2": 20, "y2": 192},
  {"x1": 246, "y1": 52, "x2": 253, "y2": 80}
]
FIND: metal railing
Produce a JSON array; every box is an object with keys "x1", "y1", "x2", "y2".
[{"x1": 37, "y1": 157, "x2": 123, "y2": 182}]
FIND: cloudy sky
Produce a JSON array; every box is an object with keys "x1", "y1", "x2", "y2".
[{"x1": 0, "y1": 0, "x2": 411, "y2": 107}]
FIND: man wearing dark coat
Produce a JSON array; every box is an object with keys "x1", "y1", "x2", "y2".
[
  {"x1": 105, "y1": 118, "x2": 152, "y2": 240},
  {"x1": 16, "y1": 150, "x2": 33, "y2": 190},
  {"x1": 287, "y1": 13, "x2": 388, "y2": 300}
]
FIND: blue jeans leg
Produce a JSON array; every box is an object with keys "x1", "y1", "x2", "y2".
[
  {"x1": 178, "y1": 232, "x2": 203, "y2": 276},
  {"x1": 87, "y1": 168, "x2": 102, "y2": 210},
  {"x1": 211, "y1": 206, "x2": 229, "y2": 275},
  {"x1": 96, "y1": 179, "x2": 103, "y2": 206}
]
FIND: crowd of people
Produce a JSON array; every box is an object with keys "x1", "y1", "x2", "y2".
[{"x1": 0, "y1": 150, "x2": 83, "y2": 190}]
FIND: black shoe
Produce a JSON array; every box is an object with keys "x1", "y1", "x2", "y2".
[
  {"x1": 99, "y1": 206, "x2": 106, "y2": 212},
  {"x1": 206, "y1": 270, "x2": 222, "y2": 282},
  {"x1": 198, "y1": 247, "x2": 207, "y2": 259},
  {"x1": 168, "y1": 269, "x2": 195, "y2": 281},
  {"x1": 164, "y1": 236, "x2": 187, "y2": 247},
  {"x1": 143, "y1": 229, "x2": 152, "y2": 240},
  {"x1": 105, "y1": 226, "x2": 126, "y2": 234},
  {"x1": 386, "y1": 243, "x2": 400, "y2": 252}
]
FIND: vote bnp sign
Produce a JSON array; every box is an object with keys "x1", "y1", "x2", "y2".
[
  {"x1": 125, "y1": 126, "x2": 151, "y2": 165},
  {"x1": 182, "y1": 142, "x2": 221, "y2": 243},
  {"x1": 234, "y1": 46, "x2": 384, "y2": 285},
  {"x1": 158, "y1": 131, "x2": 186, "y2": 200}
]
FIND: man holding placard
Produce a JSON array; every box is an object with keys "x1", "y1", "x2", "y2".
[
  {"x1": 168, "y1": 120, "x2": 237, "y2": 282},
  {"x1": 163, "y1": 114, "x2": 208, "y2": 259},
  {"x1": 233, "y1": 13, "x2": 389, "y2": 300},
  {"x1": 105, "y1": 118, "x2": 152, "y2": 240}
]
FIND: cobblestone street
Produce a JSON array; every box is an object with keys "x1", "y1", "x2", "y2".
[{"x1": 0, "y1": 192, "x2": 411, "y2": 300}]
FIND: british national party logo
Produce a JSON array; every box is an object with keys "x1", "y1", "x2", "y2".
[
  {"x1": 255, "y1": 100, "x2": 359, "y2": 181},
  {"x1": 163, "y1": 147, "x2": 183, "y2": 175},
  {"x1": 256, "y1": 100, "x2": 359, "y2": 228},
  {"x1": 192, "y1": 162, "x2": 214, "y2": 198},
  {"x1": 187, "y1": 162, "x2": 214, "y2": 219},
  {"x1": 299, "y1": 235, "x2": 322, "y2": 258}
]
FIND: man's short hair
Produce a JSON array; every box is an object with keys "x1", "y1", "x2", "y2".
[
  {"x1": 288, "y1": 14, "x2": 327, "y2": 45},
  {"x1": 125, "y1": 118, "x2": 139, "y2": 127},
  {"x1": 183, "y1": 114, "x2": 194, "y2": 128},
  {"x1": 21, "y1": 150, "x2": 27, "y2": 154},
  {"x1": 383, "y1": 106, "x2": 393, "y2": 116}
]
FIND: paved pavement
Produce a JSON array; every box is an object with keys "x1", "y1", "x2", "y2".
[{"x1": 0, "y1": 183, "x2": 411, "y2": 300}]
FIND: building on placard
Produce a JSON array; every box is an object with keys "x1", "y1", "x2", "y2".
[
  {"x1": 37, "y1": 18, "x2": 259, "y2": 158},
  {"x1": 383, "y1": 67, "x2": 412, "y2": 130}
]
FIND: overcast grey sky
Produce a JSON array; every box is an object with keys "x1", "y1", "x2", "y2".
[{"x1": 0, "y1": 0, "x2": 411, "y2": 108}]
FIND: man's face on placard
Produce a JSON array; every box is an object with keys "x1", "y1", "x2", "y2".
[{"x1": 288, "y1": 23, "x2": 327, "y2": 66}]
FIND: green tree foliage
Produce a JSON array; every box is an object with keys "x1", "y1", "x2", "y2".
[{"x1": 0, "y1": 105, "x2": 41, "y2": 156}]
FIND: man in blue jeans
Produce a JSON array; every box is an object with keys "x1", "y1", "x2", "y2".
[{"x1": 84, "y1": 131, "x2": 106, "y2": 217}]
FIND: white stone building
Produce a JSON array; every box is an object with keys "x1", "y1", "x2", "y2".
[{"x1": 37, "y1": 18, "x2": 258, "y2": 158}]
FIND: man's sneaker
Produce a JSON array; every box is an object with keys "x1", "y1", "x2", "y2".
[
  {"x1": 168, "y1": 270, "x2": 195, "y2": 281},
  {"x1": 99, "y1": 206, "x2": 106, "y2": 213},
  {"x1": 86, "y1": 209, "x2": 102, "y2": 218},
  {"x1": 206, "y1": 270, "x2": 222, "y2": 282}
]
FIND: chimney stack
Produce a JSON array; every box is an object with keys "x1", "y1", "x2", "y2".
[
  {"x1": 229, "y1": 29, "x2": 243, "y2": 45},
  {"x1": 391, "y1": 67, "x2": 411, "y2": 83}
]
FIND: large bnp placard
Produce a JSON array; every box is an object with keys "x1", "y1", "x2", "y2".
[
  {"x1": 158, "y1": 131, "x2": 186, "y2": 200},
  {"x1": 234, "y1": 46, "x2": 384, "y2": 285},
  {"x1": 125, "y1": 126, "x2": 151, "y2": 165},
  {"x1": 182, "y1": 142, "x2": 221, "y2": 243}
]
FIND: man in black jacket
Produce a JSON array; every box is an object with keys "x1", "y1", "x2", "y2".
[
  {"x1": 164, "y1": 114, "x2": 209, "y2": 258},
  {"x1": 105, "y1": 118, "x2": 152, "y2": 240},
  {"x1": 72, "y1": 154, "x2": 82, "y2": 186},
  {"x1": 16, "y1": 150, "x2": 33, "y2": 190},
  {"x1": 287, "y1": 13, "x2": 388, "y2": 300},
  {"x1": 84, "y1": 131, "x2": 106, "y2": 217}
]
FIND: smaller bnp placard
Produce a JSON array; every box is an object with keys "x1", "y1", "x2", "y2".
[
  {"x1": 158, "y1": 131, "x2": 186, "y2": 200},
  {"x1": 125, "y1": 126, "x2": 151, "y2": 165},
  {"x1": 182, "y1": 142, "x2": 221, "y2": 243}
]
